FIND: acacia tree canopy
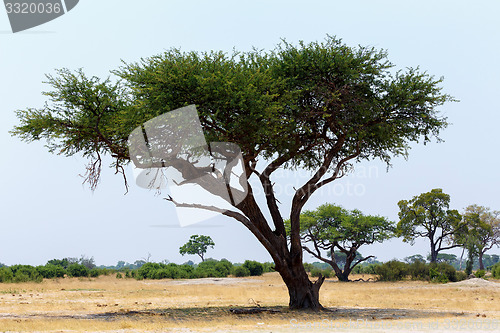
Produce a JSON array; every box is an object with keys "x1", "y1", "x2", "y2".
[
  {"x1": 397, "y1": 188, "x2": 463, "y2": 263},
  {"x1": 287, "y1": 204, "x2": 395, "y2": 281},
  {"x1": 11, "y1": 36, "x2": 453, "y2": 310},
  {"x1": 179, "y1": 235, "x2": 215, "y2": 262},
  {"x1": 458, "y1": 205, "x2": 500, "y2": 270}
]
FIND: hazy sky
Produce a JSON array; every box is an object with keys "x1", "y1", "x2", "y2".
[{"x1": 1, "y1": 0, "x2": 499, "y2": 266}]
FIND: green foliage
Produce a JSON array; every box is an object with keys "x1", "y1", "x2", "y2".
[
  {"x1": 397, "y1": 189, "x2": 463, "y2": 263},
  {"x1": 287, "y1": 203, "x2": 395, "y2": 281},
  {"x1": 465, "y1": 259, "x2": 473, "y2": 276},
  {"x1": 475, "y1": 269, "x2": 486, "y2": 278},
  {"x1": 492, "y1": 263, "x2": 500, "y2": 279},
  {"x1": 456, "y1": 271, "x2": 468, "y2": 281},
  {"x1": 429, "y1": 262, "x2": 459, "y2": 283},
  {"x1": 47, "y1": 258, "x2": 71, "y2": 269},
  {"x1": 135, "y1": 260, "x2": 234, "y2": 280},
  {"x1": 242, "y1": 260, "x2": 264, "y2": 276},
  {"x1": 0, "y1": 267, "x2": 14, "y2": 283},
  {"x1": 89, "y1": 268, "x2": 100, "y2": 278},
  {"x1": 232, "y1": 266, "x2": 250, "y2": 277},
  {"x1": 376, "y1": 260, "x2": 463, "y2": 283},
  {"x1": 404, "y1": 254, "x2": 426, "y2": 264},
  {"x1": 67, "y1": 264, "x2": 89, "y2": 277},
  {"x1": 116, "y1": 272, "x2": 123, "y2": 279},
  {"x1": 408, "y1": 260, "x2": 429, "y2": 280},
  {"x1": 375, "y1": 260, "x2": 409, "y2": 281},
  {"x1": 179, "y1": 235, "x2": 215, "y2": 262},
  {"x1": 352, "y1": 263, "x2": 381, "y2": 274},
  {"x1": 458, "y1": 205, "x2": 500, "y2": 270},
  {"x1": 36, "y1": 264, "x2": 66, "y2": 278},
  {"x1": 9, "y1": 265, "x2": 42, "y2": 283},
  {"x1": 310, "y1": 268, "x2": 334, "y2": 278},
  {"x1": 262, "y1": 262, "x2": 275, "y2": 273}
]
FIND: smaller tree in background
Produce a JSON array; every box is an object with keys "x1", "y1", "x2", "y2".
[
  {"x1": 288, "y1": 204, "x2": 395, "y2": 282},
  {"x1": 460, "y1": 205, "x2": 500, "y2": 270},
  {"x1": 397, "y1": 189, "x2": 462, "y2": 263},
  {"x1": 404, "y1": 254, "x2": 426, "y2": 264},
  {"x1": 179, "y1": 235, "x2": 215, "y2": 262}
]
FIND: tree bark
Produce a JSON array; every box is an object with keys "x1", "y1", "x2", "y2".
[
  {"x1": 234, "y1": 191, "x2": 326, "y2": 311},
  {"x1": 479, "y1": 252, "x2": 484, "y2": 270},
  {"x1": 429, "y1": 240, "x2": 437, "y2": 263},
  {"x1": 277, "y1": 261, "x2": 325, "y2": 310}
]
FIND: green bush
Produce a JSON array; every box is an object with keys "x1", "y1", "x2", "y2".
[
  {"x1": 0, "y1": 267, "x2": 14, "y2": 283},
  {"x1": 9, "y1": 265, "x2": 42, "y2": 283},
  {"x1": 492, "y1": 263, "x2": 500, "y2": 279},
  {"x1": 136, "y1": 262, "x2": 162, "y2": 279},
  {"x1": 430, "y1": 263, "x2": 458, "y2": 283},
  {"x1": 36, "y1": 264, "x2": 66, "y2": 279},
  {"x1": 456, "y1": 271, "x2": 468, "y2": 281},
  {"x1": 242, "y1": 260, "x2": 264, "y2": 276},
  {"x1": 196, "y1": 260, "x2": 226, "y2": 278},
  {"x1": 67, "y1": 264, "x2": 89, "y2": 277},
  {"x1": 408, "y1": 260, "x2": 429, "y2": 281},
  {"x1": 303, "y1": 263, "x2": 314, "y2": 272},
  {"x1": 233, "y1": 266, "x2": 250, "y2": 277},
  {"x1": 89, "y1": 268, "x2": 111, "y2": 278},
  {"x1": 310, "y1": 268, "x2": 333, "y2": 278},
  {"x1": 475, "y1": 269, "x2": 486, "y2": 278},
  {"x1": 353, "y1": 263, "x2": 380, "y2": 274},
  {"x1": 375, "y1": 261, "x2": 409, "y2": 281},
  {"x1": 429, "y1": 267, "x2": 448, "y2": 283},
  {"x1": 116, "y1": 272, "x2": 123, "y2": 279},
  {"x1": 214, "y1": 259, "x2": 233, "y2": 276}
]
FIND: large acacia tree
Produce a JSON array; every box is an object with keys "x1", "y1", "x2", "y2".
[{"x1": 11, "y1": 37, "x2": 452, "y2": 310}]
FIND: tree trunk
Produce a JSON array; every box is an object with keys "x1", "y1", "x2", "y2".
[
  {"x1": 429, "y1": 241, "x2": 437, "y2": 263},
  {"x1": 479, "y1": 252, "x2": 484, "y2": 270},
  {"x1": 330, "y1": 262, "x2": 349, "y2": 281},
  {"x1": 278, "y1": 261, "x2": 325, "y2": 310}
]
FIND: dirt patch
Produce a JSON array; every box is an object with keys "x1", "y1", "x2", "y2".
[{"x1": 446, "y1": 278, "x2": 500, "y2": 288}]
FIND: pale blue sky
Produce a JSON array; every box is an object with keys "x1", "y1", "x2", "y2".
[{"x1": 1, "y1": 0, "x2": 499, "y2": 266}]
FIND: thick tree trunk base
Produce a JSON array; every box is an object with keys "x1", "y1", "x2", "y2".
[{"x1": 286, "y1": 274, "x2": 326, "y2": 311}]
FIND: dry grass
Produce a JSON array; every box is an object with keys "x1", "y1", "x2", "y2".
[{"x1": 0, "y1": 273, "x2": 499, "y2": 332}]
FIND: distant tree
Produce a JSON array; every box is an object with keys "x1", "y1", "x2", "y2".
[
  {"x1": 491, "y1": 254, "x2": 500, "y2": 266},
  {"x1": 133, "y1": 260, "x2": 146, "y2": 268},
  {"x1": 179, "y1": 235, "x2": 215, "y2": 262},
  {"x1": 427, "y1": 253, "x2": 458, "y2": 265},
  {"x1": 288, "y1": 204, "x2": 395, "y2": 281},
  {"x1": 397, "y1": 189, "x2": 462, "y2": 263},
  {"x1": 79, "y1": 255, "x2": 96, "y2": 269},
  {"x1": 459, "y1": 205, "x2": 500, "y2": 270},
  {"x1": 404, "y1": 254, "x2": 426, "y2": 264},
  {"x1": 116, "y1": 261, "x2": 126, "y2": 269},
  {"x1": 47, "y1": 258, "x2": 76, "y2": 269},
  {"x1": 183, "y1": 260, "x2": 195, "y2": 266}
]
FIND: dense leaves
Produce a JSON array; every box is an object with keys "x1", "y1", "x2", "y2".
[
  {"x1": 397, "y1": 189, "x2": 463, "y2": 263},
  {"x1": 287, "y1": 203, "x2": 395, "y2": 281},
  {"x1": 179, "y1": 235, "x2": 215, "y2": 262}
]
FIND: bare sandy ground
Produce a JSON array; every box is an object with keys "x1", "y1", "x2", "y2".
[{"x1": 1, "y1": 274, "x2": 499, "y2": 332}]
